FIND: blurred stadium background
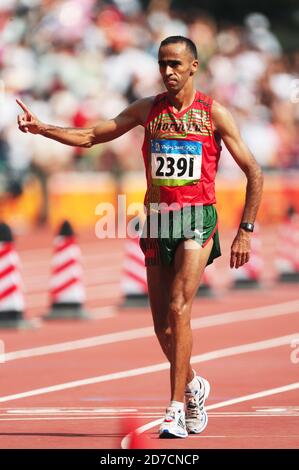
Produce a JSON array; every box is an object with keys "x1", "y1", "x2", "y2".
[{"x1": 0, "y1": 0, "x2": 298, "y2": 268}]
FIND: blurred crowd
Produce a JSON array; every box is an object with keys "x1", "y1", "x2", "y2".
[{"x1": 1, "y1": 0, "x2": 299, "y2": 202}]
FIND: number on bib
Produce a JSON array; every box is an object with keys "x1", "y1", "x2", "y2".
[{"x1": 151, "y1": 139, "x2": 202, "y2": 187}]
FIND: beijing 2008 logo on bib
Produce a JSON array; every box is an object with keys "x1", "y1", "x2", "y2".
[{"x1": 151, "y1": 139, "x2": 202, "y2": 187}]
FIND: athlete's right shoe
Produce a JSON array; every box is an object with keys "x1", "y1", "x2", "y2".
[
  {"x1": 159, "y1": 406, "x2": 188, "y2": 439},
  {"x1": 185, "y1": 376, "x2": 210, "y2": 434}
]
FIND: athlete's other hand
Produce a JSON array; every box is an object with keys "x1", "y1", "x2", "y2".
[
  {"x1": 230, "y1": 229, "x2": 251, "y2": 269},
  {"x1": 16, "y1": 98, "x2": 43, "y2": 134}
]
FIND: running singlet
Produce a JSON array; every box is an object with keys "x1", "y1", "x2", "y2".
[{"x1": 142, "y1": 90, "x2": 221, "y2": 210}]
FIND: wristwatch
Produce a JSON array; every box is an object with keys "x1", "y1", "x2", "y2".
[{"x1": 239, "y1": 222, "x2": 254, "y2": 232}]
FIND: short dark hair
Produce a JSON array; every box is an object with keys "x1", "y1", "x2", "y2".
[{"x1": 159, "y1": 36, "x2": 198, "y2": 60}]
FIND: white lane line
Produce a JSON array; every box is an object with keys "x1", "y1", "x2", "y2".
[
  {"x1": 0, "y1": 333, "x2": 297, "y2": 403},
  {"x1": 0, "y1": 406, "x2": 297, "y2": 417},
  {"x1": 2, "y1": 415, "x2": 299, "y2": 423},
  {"x1": 3, "y1": 326, "x2": 154, "y2": 362},
  {"x1": 207, "y1": 382, "x2": 299, "y2": 411},
  {"x1": 0, "y1": 416, "x2": 156, "y2": 422},
  {"x1": 5, "y1": 407, "x2": 136, "y2": 414},
  {"x1": 4, "y1": 299, "x2": 299, "y2": 362},
  {"x1": 121, "y1": 381, "x2": 299, "y2": 448},
  {"x1": 1, "y1": 408, "x2": 298, "y2": 423},
  {"x1": 192, "y1": 299, "x2": 299, "y2": 328},
  {"x1": 0, "y1": 415, "x2": 296, "y2": 421}
]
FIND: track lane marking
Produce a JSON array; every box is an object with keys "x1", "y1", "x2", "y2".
[
  {"x1": 121, "y1": 381, "x2": 299, "y2": 448},
  {"x1": 4, "y1": 299, "x2": 299, "y2": 362},
  {"x1": 0, "y1": 333, "x2": 297, "y2": 403}
]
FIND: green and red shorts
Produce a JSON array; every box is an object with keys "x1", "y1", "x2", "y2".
[{"x1": 139, "y1": 204, "x2": 221, "y2": 267}]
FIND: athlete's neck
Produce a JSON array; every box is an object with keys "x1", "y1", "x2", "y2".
[{"x1": 167, "y1": 87, "x2": 196, "y2": 113}]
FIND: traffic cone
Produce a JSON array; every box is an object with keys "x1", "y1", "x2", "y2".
[
  {"x1": 45, "y1": 220, "x2": 90, "y2": 319},
  {"x1": 121, "y1": 220, "x2": 148, "y2": 307},
  {"x1": 231, "y1": 224, "x2": 263, "y2": 289},
  {"x1": 0, "y1": 222, "x2": 30, "y2": 328},
  {"x1": 275, "y1": 207, "x2": 299, "y2": 282}
]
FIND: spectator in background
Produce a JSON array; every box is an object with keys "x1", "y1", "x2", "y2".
[{"x1": 0, "y1": 0, "x2": 298, "y2": 222}]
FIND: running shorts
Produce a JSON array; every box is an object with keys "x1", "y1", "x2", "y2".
[{"x1": 139, "y1": 204, "x2": 221, "y2": 267}]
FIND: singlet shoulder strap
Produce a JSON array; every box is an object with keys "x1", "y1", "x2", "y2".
[
  {"x1": 144, "y1": 92, "x2": 167, "y2": 127},
  {"x1": 194, "y1": 91, "x2": 212, "y2": 108}
]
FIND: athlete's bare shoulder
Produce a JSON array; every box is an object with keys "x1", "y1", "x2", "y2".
[
  {"x1": 211, "y1": 100, "x2": 233, "y2": 133},
  {"x1": 128, "y1": 96, "x2": 155, "y2": 127}
]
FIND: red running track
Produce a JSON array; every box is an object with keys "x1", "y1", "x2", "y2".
[{"x1": 0, "y1": 229, "x2": 298, "y2": 449}]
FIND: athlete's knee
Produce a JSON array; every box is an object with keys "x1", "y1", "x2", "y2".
[{"x1": 168, "y1": 297, "x2": 191, "y2": 326}]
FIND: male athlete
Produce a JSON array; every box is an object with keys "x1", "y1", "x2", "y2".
[{"x1": 17, "y1": 36, "x2": 263, "y2": 439}]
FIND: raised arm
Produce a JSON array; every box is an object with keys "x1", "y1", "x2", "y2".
[
  {"x1": 212, "y1": 101, "x2": 264, "y2": 269},
  {"x1": 16, "y1": 97, "x2": 153, "y2": 147}
]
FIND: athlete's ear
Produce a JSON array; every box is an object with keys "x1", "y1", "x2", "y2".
[{"x1": 190, "y1": 60, "x2": 199, "y2": 76}]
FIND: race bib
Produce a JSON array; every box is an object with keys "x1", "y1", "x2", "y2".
[{"x1": 151, "y1": 139, "x2": 202, "y2": 187}]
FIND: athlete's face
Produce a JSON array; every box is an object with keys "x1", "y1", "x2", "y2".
[{"x1": 158, "y1": 43, "x2": 198, "y2": 94}]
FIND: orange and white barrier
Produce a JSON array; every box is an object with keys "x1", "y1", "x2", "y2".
[
  {"x1": 0, "y1": 222, "x2": 28, "y2": 328},
  {"x1": 275, "y1": 214, "x2": 299, "y2": 282},
  {"x1": 231, "y1": 225, "x2": 263, "y2": 288},
  {"x1": 46, "y1": 221, "x2": 89, "y2": 319},
  {"x1": 121, "y1": 234, "x2": 148, "y2": 307}
]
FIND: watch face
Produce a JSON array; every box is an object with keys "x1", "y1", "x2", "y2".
[{"x1": 241, "y1": 223, "x2": 254, "y2": 232}]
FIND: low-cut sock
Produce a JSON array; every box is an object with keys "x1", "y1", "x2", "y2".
[
  {"x1": 185, "y1": 370, "x2": 202, "y2": 394},
  {"x1": 169, "y1": 400, "x2": 184, "y2": 412}
]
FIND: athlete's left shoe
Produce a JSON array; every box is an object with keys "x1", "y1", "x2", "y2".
[
  {"x1": 159, "y1": 406, "x2": 188, "y2": 438},
  {"x1": 185, "y1": 376, "x2": 210, "y2": 434}
]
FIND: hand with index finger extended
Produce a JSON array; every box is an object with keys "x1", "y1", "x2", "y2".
[
  {"x1": 16, "y1": 98, "x2": 41, "y2": 135},
  {"x1": 16, "y1": 98, "x2": 33, "y2": 117}
]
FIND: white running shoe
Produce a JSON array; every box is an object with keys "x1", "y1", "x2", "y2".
[
  {"x1": 185, "y1": 376, "x2": 210, "y2": 434},
  {"x1": 159, "y1": 406, "x2": 188, "y2": 438}
]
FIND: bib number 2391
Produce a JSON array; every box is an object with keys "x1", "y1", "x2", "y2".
[{"x1": 151, "y1": 139, "x2": 202, "y2": 187}]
